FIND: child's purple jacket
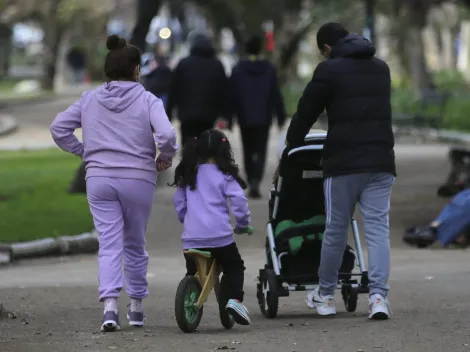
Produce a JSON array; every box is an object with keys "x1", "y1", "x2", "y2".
[
  {"x1": 50, "y1": 81, "x2": 178, "y2": 185},
  {"x1": 174, "y1": 164, "x2": 251, "y2": 249}
]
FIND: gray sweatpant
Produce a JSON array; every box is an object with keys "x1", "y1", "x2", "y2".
[{"x1": 319, "y1": 172, "x2": 395, "y2": 297}]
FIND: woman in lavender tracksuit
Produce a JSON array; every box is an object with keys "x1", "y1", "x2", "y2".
[
  {"x1": 170, "y1": 129, "x2": 253, "y2": 326},
  {"x1": 50, "y1": 35, "x2": 178, "y2": 332}
]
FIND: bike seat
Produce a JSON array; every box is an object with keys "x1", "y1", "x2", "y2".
[{"x1": 184, "y1": 249, "x2": 212, "y2": 259}]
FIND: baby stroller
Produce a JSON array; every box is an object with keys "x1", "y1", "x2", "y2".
[{"x1": 256, "y1": 130, "x2": 369, "y2": 318}]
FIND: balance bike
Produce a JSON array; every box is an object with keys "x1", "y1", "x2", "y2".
[{"x1": 174, "y1": 249, "x2": 235, "y2": 333}]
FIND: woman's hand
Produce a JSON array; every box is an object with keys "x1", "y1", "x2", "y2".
[{"x1": 156, "y1": 155, "x2": 172, "y2": 172}]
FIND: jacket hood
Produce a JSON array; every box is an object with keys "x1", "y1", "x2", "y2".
[
  {"x1": 237, "y1": 58, "x2": 271, "y2": 76},
  {"x1": 189, "y1": 32, "x2": 215, "y2": 57},
  {"x1": 331, "y1": 34, "x2": 376, "y2": 59},
  {"x1": 95, "y1": 81, "x2": 145, "y2": 113}
]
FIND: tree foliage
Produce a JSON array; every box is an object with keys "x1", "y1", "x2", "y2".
[{"x1": 0, "y1": 0, "x2": 113, "y2": 89}]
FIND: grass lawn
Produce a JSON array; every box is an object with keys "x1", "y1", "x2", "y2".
[
  {"x1": 0, "y1": 79, "x2": 54, "y2": 104},
  {"x1": 0, "y1": 149, "x2": 93, "y2": 243},
  {"x1": 0, "y1": 80, "x2": 17, "y2": 92}
]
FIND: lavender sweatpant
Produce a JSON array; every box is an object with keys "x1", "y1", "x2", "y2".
[{"x1": 86, "y1": 177, "x2": 155, "y2": 301}]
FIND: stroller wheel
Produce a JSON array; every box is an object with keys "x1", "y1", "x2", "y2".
[
  {"x1": 341, "y1": 284, "x2": 358, "y2": 313},
  {"x1": 258, "y1": 269, "x2": 279, "y2": 318}
]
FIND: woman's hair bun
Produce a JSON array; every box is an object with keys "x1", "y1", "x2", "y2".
[{"x1": 106, "y1": 34, "x2": 127, "y2": 51}]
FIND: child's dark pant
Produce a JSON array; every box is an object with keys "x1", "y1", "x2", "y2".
[{"x1": 184, "y1": 242, "x2": 245, "y2": 303}]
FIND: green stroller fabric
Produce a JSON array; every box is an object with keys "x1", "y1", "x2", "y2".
[{"x1": 274, "y1": 215, "x2": 325, "y2": 255}]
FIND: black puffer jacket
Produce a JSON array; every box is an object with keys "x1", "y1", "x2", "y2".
[
  {"x1": 230, "y1": 58, "x2": 286, "y2": 127},
  {"x1": 167, "y1": 35, "x2": 229, "y2": 123},
  {"x1": 285, "y1": 34, "x2": 396, "y2": 178}
]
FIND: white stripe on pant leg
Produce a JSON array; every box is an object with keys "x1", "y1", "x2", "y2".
[
  {"x1": 328, "y1": 178, "x2": 332, "y2": 224},
  {"x1": 325, "y1": 178, "x2": 332, "y2": 224},
  {"x1": 324, "y1": 178, "x2": 329, "y2": 224}
]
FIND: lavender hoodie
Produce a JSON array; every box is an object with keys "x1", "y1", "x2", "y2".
[
  {"x1": 174, "y1": 164, "x2": 251, "y2": 249},
  {"x1": 50, "y1": 81, "x2": 178, "y2": 185}
]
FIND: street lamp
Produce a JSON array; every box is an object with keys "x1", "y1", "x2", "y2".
[{"x1": 363, "y1": 0, "x2": 376, "y2": 45}]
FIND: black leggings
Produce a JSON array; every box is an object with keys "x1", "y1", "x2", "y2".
[
  {"x1": 240, "y1": 126, "x2": 270, "y2": 185},
  {"x1": 184, "y1": 242, "x2": 245, "y2": 303}
]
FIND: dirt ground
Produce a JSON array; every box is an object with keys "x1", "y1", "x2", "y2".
[{"x1": 1, "y1": 99, "x2": 466, "y2": 351}]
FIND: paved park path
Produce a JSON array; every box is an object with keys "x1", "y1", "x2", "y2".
[{"x1": 1, "y1": 98, "x2": 468, "y2": 351}]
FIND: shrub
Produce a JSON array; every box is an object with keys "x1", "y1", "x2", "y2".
[
  {"x1": 392, "y1": 70, "x2": 470, "y2": 132},
  {"x1": 285, "y1": 70, "x2": 470, "y2": 132}
]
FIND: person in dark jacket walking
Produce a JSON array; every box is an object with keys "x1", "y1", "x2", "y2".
[
  {"x1": 285, "y1": 23, "x2": 396, "y2": 320},
  {"x1": 167, "y1": 32, "x2": 229, "y2": 145},
  {"x1": 230, "y1": 35, "x2": 286, "y2": 198},
  {"x1": 66, "y1": 46, "x2": 87, "y2": 85},
  {"x1": 141, "y1": 51, "x2": 172, "y2": 109}
]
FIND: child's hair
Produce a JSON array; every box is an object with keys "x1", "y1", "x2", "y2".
[
  {"x1": 104, "y1": 34, "x2": 141, "y2": 81},
  {"x1": 169, "y1": 129, "x2": 247, "y2": 190}
]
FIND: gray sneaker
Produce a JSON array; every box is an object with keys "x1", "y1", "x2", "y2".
[
  {"x1": 101, "y1": 311, "x2": 121, "y2": 332},
  {"x1": 127, "y1": 310, "x2": 145, "y2": 327}
]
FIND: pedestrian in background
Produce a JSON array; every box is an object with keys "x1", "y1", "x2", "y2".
[
  {"x1": 167, "y1": 31, "x2": 230, "y2": 145},
  {"x1": 140, "y1": 44, "x2": 172, "y2": 108},
  {"x1": 66, "y1": 46, "x2": 87, "y2": 85},
  {"x1": 141, "y1": 49, "x2": 172, "y2": 110},
  {"x1": 230, "y1": 34, "x2": 286, "y2": 198}
]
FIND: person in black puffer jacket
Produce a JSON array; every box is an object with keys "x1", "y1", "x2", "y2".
[
  {"x1": 285, "y1": 23, "x2": 396, "y2": 320},
  {"x1": 230, "y1": 35, "x2": 286, "y2": 199},
  {"x1": 167, "y1": 32, "x2": 229, "y2": 145}
]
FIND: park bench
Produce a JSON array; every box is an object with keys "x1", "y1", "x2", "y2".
[{"x1": 393, "y1": 90, "x2": 450, "y2": 142}]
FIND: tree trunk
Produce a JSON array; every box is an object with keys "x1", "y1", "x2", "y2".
[
  {"x1": 408, "y1": 25, "x2": 433, "y2": 93},
  {"x1": 83, "y1": 15, "x2": 108, "y2": 82},
  {"x1": 391, "y1": 1, "x2": 411, "y2": 82},
  {"x1": 196, "y1": 0, "x2": 245, "y2": 54},
  {"x1": 129, "y1": 0, "x2": 162, "y2": 52},
  {"x1": 396, "y1": 28, "x2": 411, "y2": 79},
  {"x1": 273, "y1": 12, "x2": 300, "y2": 84},
  {"x1": 451, "y1": 24, "x2": 460, "y2": 68},
  {"x1": 169, "y1": 0, "x2": 188, "y2": 38},
  {"x1": 441, "y1": 27, "x2": 455, "y2": 69},
  {"x1": 406, "y1": 0, "x2": 434, "y2": 94},
  {"x1": 40, "y1": 0, "x2": 63, "y2": 91}
]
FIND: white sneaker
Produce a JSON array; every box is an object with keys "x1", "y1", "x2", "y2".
[
  {"x1": 305, "y1": 288, "x2": 336, "y2": 316},
  {"x1": 368, "y1": 294, "x2": 390, "y2": 320}
]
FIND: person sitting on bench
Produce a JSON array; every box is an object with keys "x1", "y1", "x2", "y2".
[{"x1": 403, "y1": 189, "x2": 470, "y2": 248}]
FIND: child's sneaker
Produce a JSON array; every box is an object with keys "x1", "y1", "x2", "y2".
[
  {"x1": 226, "y1": 299, "x2": 251, "y2": 325},
  {"x1": 368, "y1": 294, "x2": 390, "y2": 320},
  {"x1": 127, "y1": 299, "x2": 146, "y2": 327},
  {"x1": 101, "y1": 298, "x2": 120, "y2": 332},
  {"x1": 306, "y1": 288, "x2": 336, "y2": 316}
]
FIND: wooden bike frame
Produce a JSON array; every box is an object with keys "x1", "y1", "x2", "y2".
[{"x1": 184, "y1": 251, "x2": 221, "y2": 308}]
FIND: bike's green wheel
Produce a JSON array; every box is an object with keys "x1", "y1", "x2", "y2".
[{"x1": 175, "y1": 276, "x2": 204, "y2": 333}]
